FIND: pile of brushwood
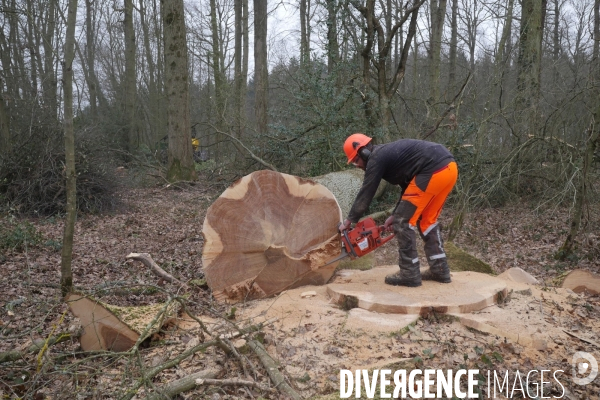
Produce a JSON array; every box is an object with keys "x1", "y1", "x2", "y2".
[{"x1": 0, "y1": 127, "x2": 118, "y2": 216}]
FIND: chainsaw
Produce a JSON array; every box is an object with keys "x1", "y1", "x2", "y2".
[{"x1": 323, "y1": 217, "x2": 395, "y2": 266}]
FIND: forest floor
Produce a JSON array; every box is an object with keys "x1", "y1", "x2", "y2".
[{"x1": 1, "y1": 169, "x2": 599, "y2": 399}]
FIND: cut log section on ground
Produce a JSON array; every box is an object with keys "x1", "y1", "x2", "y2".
[
  {"x1": 202, "y1": 170, "x2": 343, "y2": 303},
  {"x1": 327, "y1": 267, "x2": 507, "y2": 315},
  {"x1": 561, "y1": 269, "x2": 600, "y2": 295},
  {"x1": 66, "y1": 293, "x2": 178, "y2": 351}
]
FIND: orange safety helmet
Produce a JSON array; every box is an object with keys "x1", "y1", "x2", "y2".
[{"x1": 343, "y1": 133, "x2": 372, "y2": 164}]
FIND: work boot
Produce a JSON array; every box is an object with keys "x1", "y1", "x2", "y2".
[
  {"x1": 386, "y1": 215, "x2": 422, "y2": 287},
  {"x1": 420, "y1": 268, "x2": 451, "y2": 283},
  {"x1": 419, "y1": 222, "x2": 451, "y2": 283},
  {"x1": 385, "y1": 270, "x2": 422, "y2": 287}
]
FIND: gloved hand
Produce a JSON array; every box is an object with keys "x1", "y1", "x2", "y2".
[
  {"x1": 382, "y1": 215, "x2": 394, "y2": 232},
  {"x1": 339, "y1": 219, "x2": 352, "y2": 232}
]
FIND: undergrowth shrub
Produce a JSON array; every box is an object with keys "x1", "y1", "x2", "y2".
[
  {"x1": 0, "y1": 218, "x2": 44, "y2": 252},
  {"x1": 0, "y1": 127, "x2": 119, "y2": 216}
]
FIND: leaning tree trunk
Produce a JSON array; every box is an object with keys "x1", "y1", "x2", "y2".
[{"x1": 202, "y1": 171, "x2": 343, "y2": 303}]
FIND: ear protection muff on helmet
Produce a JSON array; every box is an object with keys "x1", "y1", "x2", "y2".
[{"x1": 358, "y1": 147, "x2": 371, "y2": 161}]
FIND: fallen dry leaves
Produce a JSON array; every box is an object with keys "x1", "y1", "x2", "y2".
[{"x1": 0, "y1": 171, "x2": 599, "y2": 399}]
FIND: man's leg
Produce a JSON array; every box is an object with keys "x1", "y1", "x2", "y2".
[
  {"x1": 418, "y1": 162, "x2": 458, "y2": 283},
  {"x1": 419, "y1": 223, "x2": 451, "y2": 283},
  {"x1": 385, "y1": 201, "x2": 422, "y2": 287}
]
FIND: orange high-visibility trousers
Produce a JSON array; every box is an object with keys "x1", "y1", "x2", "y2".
[{"x1": 401, "y1": 161, "x2": 458, "y2": 235}]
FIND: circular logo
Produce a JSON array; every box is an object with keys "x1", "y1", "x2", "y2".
[{"x1": 572, "y1": 352, "x2": 598, "y2": 385}]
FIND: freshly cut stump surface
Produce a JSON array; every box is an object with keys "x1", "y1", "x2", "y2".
[
  {"x1": 202, "y1": 170, "x2": 343, "y2": 303},
  {"x1": 561, "y1": 269, "x2": 600, "y2": 295},
  {"x1": 327, "y1": 266, "x2": 507, "y2": 315}
]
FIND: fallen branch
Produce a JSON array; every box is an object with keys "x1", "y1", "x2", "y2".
[
  {"x1": 126, "y1": 253, "x2": 188, "y2": 289},
  {"x1": 247, "y1": 339, "x2": 302, "y2": 400},
  {"x1": 196, "y1": 377, "x2": 277, "y2": 393},
  {"x1": 120, "y1": 339, "x2": 220, "y2": 400},
  {"x1": 562, "y1": 329, "x2": 600, "y2": 348},
  {"x1": 0, "y1": 333, "x2": 74, "y2": 364},
  {"x1": 146, "y1": 368, "x2": 221, "y2": 400},
  {"x1": 210, "y1": 125, "x2": 278, "y2": 171}
]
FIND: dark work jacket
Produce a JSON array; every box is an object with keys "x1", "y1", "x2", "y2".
[{"x1": 347, "y1": 139, "x2": 454, "y2": 222}]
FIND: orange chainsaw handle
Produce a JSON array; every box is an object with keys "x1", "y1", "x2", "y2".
[{"x1": 378, "y1": 228, "x2": 395, "y2": 245}]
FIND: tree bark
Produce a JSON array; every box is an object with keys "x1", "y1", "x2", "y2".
[
  {"x1": 594, "y1": 0, "x2": 599, "y2": 61},
  {"x1": 210, "y1": 0, "x2": 227, "y2": 132},
  {"x1": 0, "y1": 78, "x2": 9, "y2": 154},
  {"x1": 326, "y1": 0, "x2": 338, "y2": 73},
  {"x1": 43, "y1": 0, "x2": 58, "y2": 119},
  {"x1": 146, "y1": 369, "x2": 221, "y2": 400},
  {"x1": 61, "y1": 0, "x2": 78, "y2": 297},
  {"x1": 247, "y1": 340, "x2": 303, "y2": 400},
  {"x1": 428, "y1": 0, "x2": 447, "y2": 115},
  {"x1": 353, "y1": 0, "x2": 424, "y2": 140},
  {"x1": 254, "y1": 0, "x2": 268, "y2": 135},
  {"x1": 300, "y1": 0, "x2": 309, "y2": 64},
  {"x1": 162, "y1": 0, "x2": 197, "y2": 181},
  {"x1": 448, "y1": 0, "x2": 458, "y2": 90},
  {"x1": 124, "y1": 0, "x2": 138, "y2": 151},
  {"x1": 516, "y1": 0, "x2": 546, "y2": 141},
  {"x1": 234, "y1": 0, "x2": 243, "y2": 139}
]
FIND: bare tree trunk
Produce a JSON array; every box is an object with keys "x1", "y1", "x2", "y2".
[
  {"x1": 242, "y1": 0, "x2": 248, "y2": 115},
  {"x1": 516, "y1": 0, "x2": 546, "y2": 141},
  {"x1": 428, "y1": 0, "x2": 447, "y2": 114},
  {"x1": 0, "y1": 78, "x2": 9, "y2": 153},
  {"x1": 558, "y1": 8, "x2": 600, "y2": 258},
  {"x1": 354, "y1": 0, "x2": 424, "y2": 139},
  {"x1": 210, "y1": 0, "x2": 226, "y2": 130},
  {"x1": 85, "y1": 0, "x2": 97, "y2": 118},
  {"x1": 43, "y1": 0, "x2": 58, "y2": 118},
  {"x1": 234, "y1": 0, "x2": 243, "y2": 139},
  {"x1": 448, "y1": 0, "x2": 458, "y2": 90},
  {"x1": 254, "y1": 0, "x2": 268, "y2": 135},
  {"x1": 140, "y1": 0, "x2": 162, "y2": 145},
  {"x1": 326, "y1": 0, "x2": 338, "y2": 73},
  {"x1": 594, "y1": 0, "x2": 599, "y2": 61},
  {"x1": 558, "y1": 120, "x2": 600, "y2": 259},
  {"x1": 26, "y1": 0, "x2": 38, "y2": 95},
  {"x1": 162, "y1": 0, "x2": 197, "y2": 181},
  {"x1": 124, "y1": 0, "x2": 138, "y2": 151},
  {"x1": 300, "y1": 0, "x2": 309, "y2": 64},
  {"x1": 61, "y1": 0, "x2": 78, "y2": 297}
]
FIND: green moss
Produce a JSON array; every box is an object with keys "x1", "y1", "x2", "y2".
[
  {"x1": 445, "y1": 241, "x2": 494, "y2": 275},
  {"x1": 337, "y1": 253, "x2": 375, "y2": 271}
]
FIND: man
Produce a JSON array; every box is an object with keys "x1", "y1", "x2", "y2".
[{"x1": 339, "y1": 133, "x2": 458, "y2": 287}]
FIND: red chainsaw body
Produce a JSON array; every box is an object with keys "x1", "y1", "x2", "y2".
[{"x1": 341, "y1": 217, "x2": 395, "y2": 259}]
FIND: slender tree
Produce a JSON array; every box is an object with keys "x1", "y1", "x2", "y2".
[
  {"x1": 448, "y1": 0, "x2": 458, "y2": 90},
  {"x1": 42, "y1": 0, "x2": 58, "y2": 118},
  {"x1": 61, "y1": 0, "x2": 79, "y2": 296},
  {"x1": 162, "y1": 0, "x2": 197, "y2": 181},
  {"x1": 326, "y1": 0, "x2": 338, "y2": 73},
  {"x1": 124, "y1": 0, "x2": 138, "y2": 150},
  {"x1": 0, "y1": 78, "x2": 9, "y2": 153},
  {"x1": 254, "y1": 0, "x2": 268, "y2": 135},
  {"x1": 352, "y1": 0, "x2": 426, "y2": 140},
  {"x1": 515, "y1": 0, "x2": 546, "y2": 140},
  {"x1": 428, "y1": 0, "x2": 447, "y2": 113}
]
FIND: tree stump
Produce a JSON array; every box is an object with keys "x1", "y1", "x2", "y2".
[{"x1": 202, "y1": 170, "x2": 343, "y2": 303}]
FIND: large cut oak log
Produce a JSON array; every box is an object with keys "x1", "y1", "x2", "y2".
[{"x1": 202, "y1": 170, "x2": 343, "y2": 303}]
